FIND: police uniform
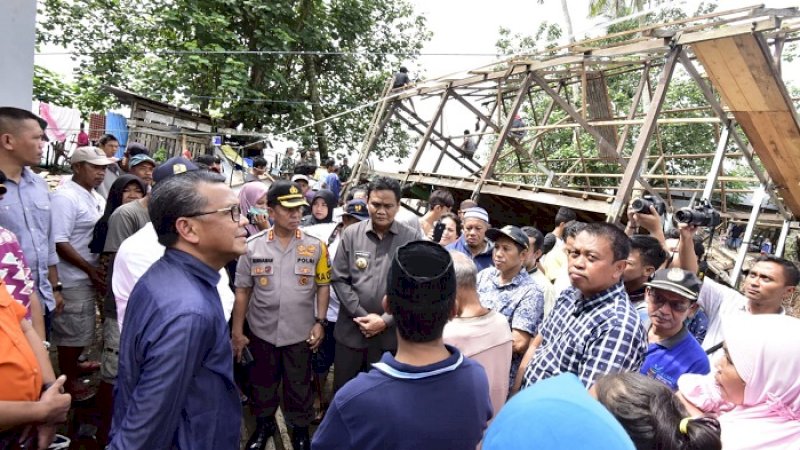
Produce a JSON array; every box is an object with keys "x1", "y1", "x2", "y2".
[{"x1": 235, "y1": 221, "x2": 331, "y2": 429}]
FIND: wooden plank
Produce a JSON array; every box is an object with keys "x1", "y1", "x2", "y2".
[
  {"x1": 676, "y1": 17, "x2": 781, "y2": 45},
  {"x1": 714, "y1": 37, "x2": 770, "y2": 111},
  {"x1": 608, "y1": 46, "x2": 681, "y2": 223},
  {"x1": 733, "y1": 35, "x2": 788, "y2": 110},
  {"x1": 692, "y1": 40, "x2": 751, "y2": 111}
]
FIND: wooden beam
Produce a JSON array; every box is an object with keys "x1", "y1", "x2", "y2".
[
  {"x1": 679, "y1": 51, "x2": 791, "y2": 219},
  {"x1": 393, "y1": 109, "x2": 477, "y2": 174},
  {"x1": 404, "y1": 89, "x2": 450, "y2": 182},
  {"x1": 395, "y1": 102, "x2": 482, "y2": 171},
  {"x1": 608, "y1": 45, "x2": 682, "y2": 223},
  {"x1": 471, "y1": 72, "x2": 536, "y2": 201}
]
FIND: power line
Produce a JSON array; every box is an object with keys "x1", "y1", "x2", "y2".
[{"x1": 35, "y1": 49, "x2": 501, "y2": 57}]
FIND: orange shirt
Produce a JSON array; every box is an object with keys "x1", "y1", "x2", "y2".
[{"x1": 0, "y1": 281, "x2": 42, "y2": 401}]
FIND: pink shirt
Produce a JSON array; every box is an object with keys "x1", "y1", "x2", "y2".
[{"x1": 444, "y1": 310, "x2": 513, "y2": 415}]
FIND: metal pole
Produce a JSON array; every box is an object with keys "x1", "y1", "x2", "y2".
[
  {"x1": 701, "y1": 124, "x2": 731, "y2": 201},
  {"x1": 775, "y1": 219, "x2": 791, "y2": 257},
  {"x1": 731, "y1": 186, "x2": 766, "y2": 285}
]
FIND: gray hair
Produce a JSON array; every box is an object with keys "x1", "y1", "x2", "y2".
[
  {"x1": 149, "y1": 170, "x2": 225, "y2": 247},
  {"x1": 450, "y1": 251, "x2": 477, "y2": 289}
]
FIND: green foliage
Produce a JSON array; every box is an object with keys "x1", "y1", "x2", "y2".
[
  {"x1": 486, "y1": 0, "x2": 796, "y2": 209},
  {"x1": 37, "y1": 0, "x2": 430, "y2": 160}
]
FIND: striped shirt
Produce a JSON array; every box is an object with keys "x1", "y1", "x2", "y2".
[{"x1": 522, "y1": 282, "x2": 647, "y2": 389}]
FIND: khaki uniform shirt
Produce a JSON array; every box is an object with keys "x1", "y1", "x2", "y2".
[{"x1": 235, "y1": 228, "x2": 331, "y2": 346}]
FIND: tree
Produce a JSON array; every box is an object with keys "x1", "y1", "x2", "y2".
[{"x1": 37, "y1": 0, "x2": 430, "y2": 161}]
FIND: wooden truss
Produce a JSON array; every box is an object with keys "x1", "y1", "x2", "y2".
[{"x1": 350, "y1": 5, "x2": 800, "y2": 279}]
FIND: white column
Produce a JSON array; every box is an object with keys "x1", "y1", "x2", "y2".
[{"x1": 0, "y1": 0, "x2": 37, "y2": 109}]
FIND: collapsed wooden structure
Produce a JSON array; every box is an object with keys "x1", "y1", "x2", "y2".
[{"x1": 350, "y1": 4, "x2": 800, "y2": 284}]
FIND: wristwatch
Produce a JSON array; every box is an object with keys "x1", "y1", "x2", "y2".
[
  {"x1": 314, "y1": 317, "x2": 329, "y2": 327},
  {"x1": 53, "y1": 281, "x2": 63, "y2": 292}
]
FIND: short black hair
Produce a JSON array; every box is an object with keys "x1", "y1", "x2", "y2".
[
  {"x1": 0, "y1": 107, "x2": 43, "y2": 136},
  {"x1": 563, "y1": 220, "x2": 586, "y2": 240},
  {"x1": 429, "y1": 189, "x2": 454, "y2": 209},
  {"x1": 579, "y1": 222, "x2": 631, "y2": 262},
  {"x1": 630, "y1": 234, "x2": 668, "y2": 269},
  {"x1": 521, "y1": 226, "x2": 544, "y2": 252},
  {"x1": 252, "y1": 156, "x2": 267, "y2": 168},
  {"x1": 149, "y1": 170, "x2": 225, "y2": 247},
  {"x1": 542, "y1": 232, "x2": 557, "y2": 254},
  {"x1": 98, "y1": 134, "x2": 119, "y2": 146},
  {"x1": 195, "y1": 154, "x2": 217, "y2": 167},
  {"x1": 555, "y1": 207, "x2": 577, "y2": 227},
  {"x1": 324, "y1": 158, "x2": 335, "y2": 168},
  {"x1": 752, "y1": 255, "x2": 800, "y2": 286},
  {"x1": 367, "y1": 176, "x2": 401, "y2": 203},
  {"x1": 126, "y1": 143, "x2": 150, "y2": 157}
]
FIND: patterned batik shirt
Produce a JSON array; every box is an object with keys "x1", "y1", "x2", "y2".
[
  {"x1": 522, "y1": 282, "x2": 647, "y2": 389},
  {"x1": 477, "y1": 266, "x2": 544, "y2": 388}
]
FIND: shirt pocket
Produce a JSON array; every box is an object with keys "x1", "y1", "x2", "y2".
[
  {"x1": 250, "y1": 263, "x2": 274, "y2": 291},
  {"x1": 32, "y1": 201, "x2": 51, "y2": 234},
  {"x1": 294, "y1": 263, "x2": 315, "y2": 294}
]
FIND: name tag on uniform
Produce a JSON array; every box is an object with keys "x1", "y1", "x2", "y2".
[{"x1": 251, "y1": 264, "x2": 273, "y2": 276}]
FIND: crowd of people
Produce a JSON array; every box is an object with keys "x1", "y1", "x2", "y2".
[{"x1": 1, "y1": 104, "x2": 799, "y2": 450}]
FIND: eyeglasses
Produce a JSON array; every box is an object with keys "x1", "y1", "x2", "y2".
[
  {"x1": 647, "y1": 288, "x2": 692, "y2": 312},
  {"x1": 185, "y1": 204, "x2": 241, "y2": 222}
]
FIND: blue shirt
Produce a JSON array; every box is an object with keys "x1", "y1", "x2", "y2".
[
  {"x1": 110, "y1": 249, "x2": 241, "y2": 450},
  {"x1": 446, "y1": 237, "x2": 494, "y2": 272},
  {"x1": 640, "y1": 326, "x2": 710, "y2": 390},
  {"x1": 0, "y1": 168, "x2": 58, "y2": 310},
  {"x1": 523, "y1": 282, "x2": 647, "y2": 389},
  {"x1": 323, "y1": 172, "x2": 341, "y2": 202},
  {"x1": 312, "y1": 345, "x2": 492, "y2": 450},
  {"x1": 477, "y1": 266, "x2": 544, "y2": 387}
]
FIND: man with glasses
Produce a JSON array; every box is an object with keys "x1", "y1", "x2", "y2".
[
  {"x1": 110, "y1": 170, "x2": 246, "y2": 450},
  {"x1": 232, "y1": 180, "x2": 331, "y2": 450},
  {"x1": 638, "y1": 268, "x2": 710, "y2": 390}
]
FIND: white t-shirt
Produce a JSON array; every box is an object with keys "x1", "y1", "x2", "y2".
[
  {"x1": 113, "y1": 222, "x2": 235, "y2": 332},
  {"x1": 51, "y1": 180, "x2": 104, "y2": 287},
  {"x1": 697, "y1": 277, "x2": 784, "y2": 358}
]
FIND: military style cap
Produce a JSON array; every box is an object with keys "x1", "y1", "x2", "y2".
[
  {"x1": 387, "y1": 240, "x2": 456, "y2": 305},
  {"x1": 645, "y1": 268, "x2": 702, "y2": 301},
  {"x1": 267, "y1": 180, "x2": 309, "y2": 208},
  {"x1": 486, "y1": 225, "x2": 529, "y2": 250},
  {"x1": 342, "y1": 199, "x2": 369, "y2": 221},
  {"x1": 152, "y1": 156, "x2": 199, "y2": 183}
]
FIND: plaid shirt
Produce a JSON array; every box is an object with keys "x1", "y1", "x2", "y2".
[{"x1": 522, "y1": 281, "x2": 647, "y2": 389}]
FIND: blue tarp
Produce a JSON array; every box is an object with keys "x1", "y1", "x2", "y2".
[{"x1": 105, "y1": 112, "x2": 129, "y2": 158}]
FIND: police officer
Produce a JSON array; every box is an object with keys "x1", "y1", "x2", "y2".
[{"x1": 232, "y1": 180, "x2": 331, "y2": 450}]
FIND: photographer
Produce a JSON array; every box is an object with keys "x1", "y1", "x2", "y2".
[{"x1": 672, "y1": 224, "x2": 798, "y2": 360}]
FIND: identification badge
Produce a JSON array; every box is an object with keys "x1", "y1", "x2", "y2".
[
  {"x1": 259, "y1": 277, "x2": 269, "y2": 287},
  {"x1": 299, "y1": 276, "x2": 309, "y2": 286}
]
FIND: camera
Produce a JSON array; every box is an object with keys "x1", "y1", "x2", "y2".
[
  {"x1": 630, "y1": 195, "x2": 666, "y2": 215},
  {"x1": 432, "y1": 221, "x2": 446, "y2": 243},
  {"x1": 675, "y1": 200, "x2": 721, "y2": 227}
]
